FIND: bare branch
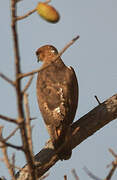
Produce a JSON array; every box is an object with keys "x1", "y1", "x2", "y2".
[
  {"x1": 16, "y1": 93, "x2": 117, "y2": 179},
  {"x1": 94, "y1": 95, "x2": 101, "y2": 105},
  {"x1": 0, "y1": 115, "x2": 17, "y2": 124},
  {"x1": 105, "y1": 162, "x2": 117, "y2": 180},
  {"x1": 22, "y1": 75, "x2": 33, "y2": 94},
  {"x1": 11, "y1": 153, "x2": 16, "y2": 177},
  {"x1": 30, "y1": 117, "x2": 37, "y2": 121},
  {"x1": 105, "y1": 149, "x2": 117, "y2": 180},
  {"x1": 0, "y1": 114, "x2": 35, "y2": 124},
  {"x1": 83, "y1": 167, "x2": 101, "y2": 180},
  {"x1": 24, "y1": 93, "x2": 33, "y2": 157},
  {"x1": 16, "y1": 0, "x2": 52, "y2": 20},
  {"x1": 0, "y1": 141, "x2": 23, "y2": 150},
  {"x1": 11, "y1": 1, "x2": 37, "y2": 179},
  {"x1": 109, "y1": 148, "x2": 117, "y2": 158},
  {"x1": 18, "y1": 68, "x2": 41, "y2": 79},
  {"x1": 0, "y1": 127, "x2": 16, "y2": 180},
  {"x1": 57, "y1": 35, "x2": 80, "y2": 58},
  {"x1": 0, "y1": 73, "x2": 15, "y2": 87},
  {"x1": 16, "y1": 8, "x2": 36, "y2": 21},
  {"x1": 11, "y1": 0, "x2": 24, "y2": 122},
  {"x1": 18, "y1": 35, "x2": 80, "y2": 79},
  {"x1": 71, "y1": 169, "x2": 79, "y2": 180},
  {"x1": 4, "y1": 126, "x2": 19, "y2": 141}
]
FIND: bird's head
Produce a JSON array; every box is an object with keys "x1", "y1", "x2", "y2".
[{"x1": 36, "y1": 45, "x2": 58, "y2": 63}]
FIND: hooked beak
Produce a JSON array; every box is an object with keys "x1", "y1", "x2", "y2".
[
  {"x1": 36, "y1": 50, "x2": 40, "y2": 62},
  {"x1": 36, "y1": 55, "x2": 40, "y2": 62}
]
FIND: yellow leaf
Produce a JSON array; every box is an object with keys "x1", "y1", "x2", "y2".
[{"x1": 37, "y1": 2, "x2": 60, "y2": 23}]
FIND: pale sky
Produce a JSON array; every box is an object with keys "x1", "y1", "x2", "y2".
[{"x1": 0, "y1": 0, "x2": 117, "y2": 179}]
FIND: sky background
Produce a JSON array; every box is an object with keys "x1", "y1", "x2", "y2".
[{"x1": 0, "y1": 0, "x2": 117, "y2": 179}]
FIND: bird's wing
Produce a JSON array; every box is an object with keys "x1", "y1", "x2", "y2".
[
  {"x1": 67, "y1": 66, "x2": 79, "y2": 122},
  {"x1": 37, "y1": 76, "x2": 68, "y2": 126},
  {"x1": 37, "y1": 64, "x2": 78, "y2": 123}
]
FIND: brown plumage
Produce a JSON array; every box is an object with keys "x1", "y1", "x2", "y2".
[{"x1": 36, "y1": 45, "x2": 78, "y2": 160}]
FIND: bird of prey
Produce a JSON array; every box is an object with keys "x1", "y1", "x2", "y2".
[{"x1": 36, "y1": 45, "x2": 78, "y2": 160}]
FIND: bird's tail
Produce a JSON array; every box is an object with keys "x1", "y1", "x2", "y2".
[{"x1": 51, "y1": 126, "x2": 72, "y2": 160}]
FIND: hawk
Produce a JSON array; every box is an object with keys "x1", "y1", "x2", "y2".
[{"x1": 36, "y1": 45, "x2": 78, "y2": 160}]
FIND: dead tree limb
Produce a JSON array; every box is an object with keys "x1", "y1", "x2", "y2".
[
  {"x1": 0, "y1": 73, "x2": 16, "y2": 87},
  {"x1": 11, "y1": 0, "x2": 36, "y2": 179},
  {"x1": 15, "y1": 93, "x2": 117, "y2": 179}
]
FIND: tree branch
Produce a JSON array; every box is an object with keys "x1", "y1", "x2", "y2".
[
  {"x1": 11, "y1": 0, "x2": 37, "y2": 179},
  {"x1": 71, "y1": 169, "x2": 79, "y2": 180},
  {"x1": 4, "y1": 127, "x2": 19, "y2": 141},
  {"x1": 15, "y1": 93, "x2": 117, "y2": 179},
  {"x1": 0, "y1": 127, "x2": 17, "y2": 180},
  {"x1": 16, "y1": 0, "x2": 51, "y2": 21},
  {"x1": 83, "y1": 167, "x2": 101, "y2": 180},
  {"x1": 22, "y1": 75, "x2": 33, "y2": 94},
  {"x1": 105, "y1": 163, "x2": 117, "y2": 180},
  {"x1": 105, "y1": 149, "x2": 117, "y2": 180},
  {"x1": 0, "y1": 73, "x2": 15, "y2": 87},
  {"x1": 0, "y1": 141, "x2": 23, "y2": 150},
  {"x1": 94, "y1": 95, "x2": 101, "y2": 105},
  {"x1": 23, "y1": 93, "x2": 34, "y2": 159},
  {"x1": 0, "y1": 115, "x2": 17, "y2": 124},
  {"x1": 16, "y1": 8, "x2": 37, "y2": 21}
]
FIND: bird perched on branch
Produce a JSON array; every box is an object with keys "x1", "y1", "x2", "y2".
[{"x1": 36, "y1": 45, "x2": 78, "y2": 160}]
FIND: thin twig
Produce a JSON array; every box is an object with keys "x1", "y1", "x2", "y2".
[
  {"x1": 30, "y1": 117, "x2": 37, "y2": 121},
  {"x1": 0, "y1": 157, "x2": 28, "y2": 172},
  {"x1": 18, "y1": 68, "x2": 41, "y2": 79},
  {"x1": 16, "y1": 8, "x2": 36, "y2": 21},
  {"x1": 2, "y1": 148, "x2": 16, "y2": 180},
  {"x1": 18, "y1": 35, "x2": 80, "y2": 79},
  {"x1": 0, "y1": 127, "x2": 16, "y2": 180},
  {"x1": 11, "y1": 153, "x2": 16, "y2": 177},
  {"x1": 83, "y1": 167, "x2": 102, "y2": 180},
  {"x1": 94, "y1": 95, "x2": 101, "y2": 105},
  {"x1": 105, "y1": 149, "x2": 117, "y2": 180},
  {"x1": 58, "y1": 35, "x2": 80, "y2": 57},
  {"x1": 24, "y1": 93, "x2": 34, "y2": 157},
  {"x1": 109, "y1": 148, "x2": 117, "y2": 158},
  {"x1": 0, "y1": 141, "x2": 23, "y2": 150},
  {"x1": 16, "y1": 0, "x2": 51, "y2": 21},
  {"x1": 4, "y1": 126, "x2": 19, "y2": 141},
  {"x1": 105, "y1": 161, "x2": 117, "y2": 180},
  {"x1": 0, "y1": 73, "x2": 15, "y2": 87},
  {"x1": 22, "y1": 75, "x2": 33, "y2": 94},
  {"x1": 0, "y1": 115, "x2": 17, "y2": 124},
  {"x1": 71, "y1": 169, "x2": 79, "y2": 180}
]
